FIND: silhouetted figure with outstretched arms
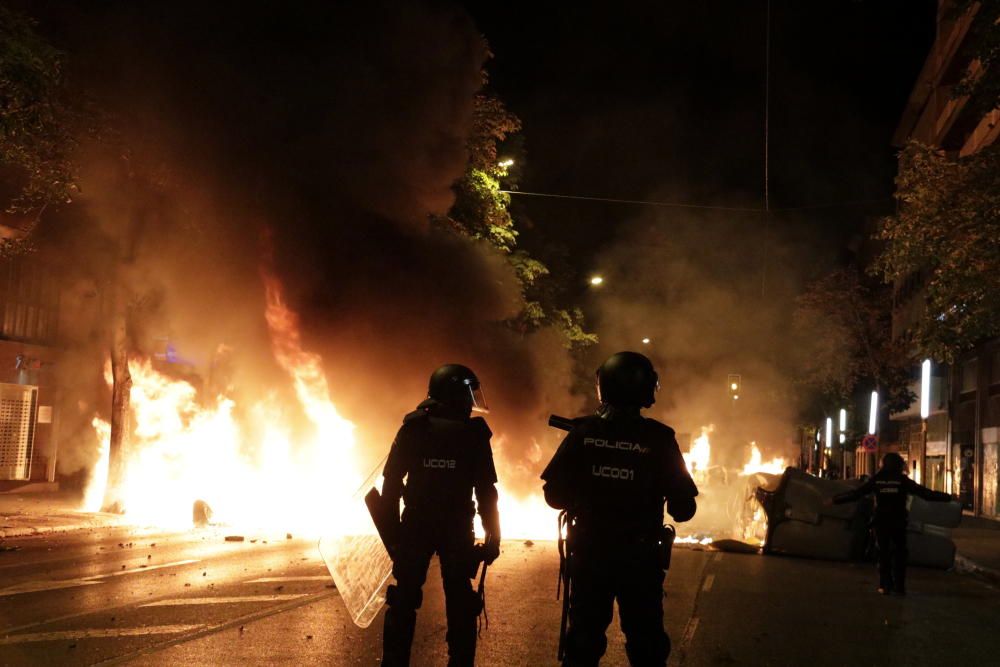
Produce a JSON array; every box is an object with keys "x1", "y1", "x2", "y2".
[{"x1": 831, "y1": 452, "x2": 952, "y2": 596}]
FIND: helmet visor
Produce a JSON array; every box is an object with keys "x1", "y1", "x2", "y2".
[{"x1": 467, "y1": 381, "x2": 489, "y2": 414}]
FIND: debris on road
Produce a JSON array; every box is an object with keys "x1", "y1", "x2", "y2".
[
  {"x1": 193, "y1": 499, "x2": 213, "y2": 527},
  {"x1": 225, "y1": 535, "x2": 245, "y2": 542}
]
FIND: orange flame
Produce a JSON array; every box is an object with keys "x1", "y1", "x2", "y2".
[{"x1": 83, "y1": 275, "x2": 362, "y2": 536}]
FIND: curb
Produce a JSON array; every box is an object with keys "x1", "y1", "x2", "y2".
[{"x1": 955, "y1": 554, "x2": 1000, "y2": 589}]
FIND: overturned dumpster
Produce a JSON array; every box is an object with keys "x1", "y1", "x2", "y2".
[{"x1": 751, "y1": 467, "x2": 962, "y2": 568}]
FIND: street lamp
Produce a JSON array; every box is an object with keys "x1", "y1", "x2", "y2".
[
  {"x1": 589, "y1": 275, "x2": 604, "y2": 286},
  {"x1": 825, "y1": 417, "x2": 833, "y2": 477},
  {"x1": 868, "y1": 391, "x2": 879, "y2": 435},
  {"x1": 919, "y1": 359, "x2": 932, "y2": 485},
  {"x1": 920, "y1": 359, "x2": 931, "y2": 420},
  {"x1": 498, "y1": 158, "x2": 514, "y2": 168},
  {"x1": 641, "y1": 337, "x2": 651, "y2": 345},
  {"x1": 839, "y1": 408, "x2": 847, "y2": 445}
]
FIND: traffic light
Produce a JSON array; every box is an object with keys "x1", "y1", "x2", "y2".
[{"x1": 727, "y1": 374, "x2": 741, "y2": 401}]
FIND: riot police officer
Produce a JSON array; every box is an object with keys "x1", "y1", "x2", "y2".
[
  {"x1": 379, "y1": 364, "x2": 501, "y2": 667},
  {"x1": 541, "y1": 351, "x2": 699, "y2": 667},
  {"x1": 831, "y1": 452, "x2": 952, "y2": 595}
]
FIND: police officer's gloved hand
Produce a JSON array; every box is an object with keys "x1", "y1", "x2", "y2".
[{"x1": 484, "y1": 528, "x2": 501, "y2": 565}]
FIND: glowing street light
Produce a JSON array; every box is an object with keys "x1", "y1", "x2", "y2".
[
  {"x1": 839, "y1": 408, "x2": 847, "y2": 444},
  {"x1": 589, "y1": 275, "x2": 604, "y2": 286},
  {"x1": 641, "y1": 337, "x2": 651, "y2": 345},
  {"x1": 825, "y1": 417, "x2": 833, "y2": 452},
  {"x1": 498, "y1": 158, "x2": 514, "y2": 168},
  {"x1": 920, "y1": 359, "x2": 931, "y2": 420},
  {"x1": 868, "y1": 391, "x2": 879, "y2": 435}
]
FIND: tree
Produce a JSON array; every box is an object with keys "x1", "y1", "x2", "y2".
[
  {"x1": 0, "y1": 4, "x2": 79, "y2": 242},
  {"x1": 1, "y1": 5, "x2": 132, "y2": 511},
  {"x1": 435, "y1": 83, "x2": 596, "y2": 350},
  {"x1": 793, "y1": 269, "x2": 914, "y2": 415},
  {"x1": 874, "y1": 141, "x2": 1000, "y2": 361}
]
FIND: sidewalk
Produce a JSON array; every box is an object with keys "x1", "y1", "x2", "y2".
[
  {"x1": 0, "y1": 490, "x2": 124, "y2": 539},
  {"x1": 952, "y1": 514, "x2": 1000, "y2": 587}
]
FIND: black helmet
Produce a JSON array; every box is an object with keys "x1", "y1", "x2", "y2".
[
  {"x1": 882, "y1": 452, "x2": 905, "y2": 473},
  {"x1": 596, "y1": 351, "x2": 659, "y2": 408},
  {"x1": 428, "y1": 364, "x2": 489, "y2": 413}
]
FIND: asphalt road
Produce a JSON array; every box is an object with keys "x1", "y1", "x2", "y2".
[{"x1": 1, "y1": 527, "x2": 999, "y2": 666}]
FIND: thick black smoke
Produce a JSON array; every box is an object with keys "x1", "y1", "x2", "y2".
[{"x1": 28, "y1": 1, "x2": 579, "y2": 490}]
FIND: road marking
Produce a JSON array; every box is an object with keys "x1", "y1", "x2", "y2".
[
  {"x1": 713, "y1": 553, "x2": 723, "y2": 562},
  {"x1": 0, "y1": 625, "x2": 204, "y2": 644},
  {"x1": 245, "y1": 576, "x2": 330, "y2": 583},
  {"x1": 682, "y1": 617, "x2": 699, "y2": 645},
  {"x1": 94, "y1": 591, "x2": 338, "y2": 666},
  {"x1": 88, "y1": 559, "x2": 200, "y2": 579},
  {"x1": 702, "y1": 574, "x2": 715, "y2": 592},
  {"x1": 0, "y1": 559, "x2": 200, "y2": 598},
  {"x1": 139, "y1": 594, "x2": 308, "y2": 607},
  {"x1": 0, "y1": 579, "x2": 102, "y2": 596}
]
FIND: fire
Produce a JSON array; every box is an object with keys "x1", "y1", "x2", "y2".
[
  {"x1": 682, "y1": 425, "x2": 713, "y2": 479},
  {"x1": 83, "y1": 276, "x2": 362, "y2": 536},
  {"x1": 741, "y1": 441, "x2": 786, "y2": 476},
  {"x1": 80, "y1": 262, "x2": 786, "y2": 548}
]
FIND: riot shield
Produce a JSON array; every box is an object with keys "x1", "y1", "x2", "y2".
[{"x1": 318, "y1": 458, "x2": 393, "y2": 628}]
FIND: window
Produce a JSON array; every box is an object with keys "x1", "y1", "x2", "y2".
[
  {"x1": 0, "y1": 257, "x2": 59, "y2": 344},
  {"x1": 961, "y1": 358, "x2": 978, "y2": 394}
]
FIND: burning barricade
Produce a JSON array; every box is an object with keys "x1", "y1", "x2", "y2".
[{"x1": 749, "y1": 467, "x2": 962, "y2": 568}]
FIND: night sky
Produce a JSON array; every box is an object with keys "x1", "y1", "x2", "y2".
[{"x1": 462, "y1": 1, "x2": 937, "y2": 271}]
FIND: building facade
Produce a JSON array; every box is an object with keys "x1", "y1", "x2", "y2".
[
  {"x1": 889, "y1": 0, "x2": 999, "y2": 517},
  {"x1": 0, "y1": 254, "x2": 63, "y2": 486}
]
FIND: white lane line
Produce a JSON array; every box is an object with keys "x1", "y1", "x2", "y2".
[
  {"x1": 713, "y1": 552, "x2": 723, "y2": 562},
  {"x1": 701, "y1": 574, "x2": 715, "y2": 592},
  {"x1": 245, "y1": 576, "x2": 330, "y2": 583},
  {"x1": 682, "y1": 617, "x2": 699, "y2": 645},
  {"x1": 0, "y1": 579, "x2": 102, "y2": 597},
  {"x1": 0, "y1": 625, "x2": 205, "y2": 644},
  {"x1": 0, "y1": 559, "x2": 200, "y2": 598},
  {"x1": 89, "y1": 559, "x2": 200, "y2": 580},
  {"x1": 139, "y1": 594, "x2": 308, "y2": 607}
]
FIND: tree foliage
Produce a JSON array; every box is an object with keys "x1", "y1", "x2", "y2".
[
  {"x1": 874, "y1": 141, "x2": 1000, "y2": 361},
  {"x1": 793, "y1": 269, "x2": 915, "y2": 414},
  {"x1": 437, "y1": 86, "x2": 597, "y2": 350},
  {"x1": 0, "y1": 5, "x2": 79, "y2": 220}
]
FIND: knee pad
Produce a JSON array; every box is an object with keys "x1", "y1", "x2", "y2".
[
  {"x1": 386, "y1": 584, "x2": 423, "y2": 611},
  {"x1": 445, "y1": 587, "x2": 482, "y2": 618}
]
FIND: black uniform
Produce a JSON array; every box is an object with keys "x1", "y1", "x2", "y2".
[
  {"x1": 380, "y1": 398, "x2": 499, "y2": 667},
  {"x1": 833, "y1": 466, "x2": 951, "y2": 593},
  {"x1": 541, "y1": 409, "x2": 699, "y2": 667}
]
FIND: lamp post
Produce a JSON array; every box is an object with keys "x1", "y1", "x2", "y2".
[
  {"x1": 920, "y1": 359, "x2": 931, "y2": 485},
  {"x1": 825, "y1": 417, "x2": 833, "y2": 478},
  {"x1": 839, "y1": 408, "x2": 847, "y2": 478},
  {"x1": 868, "y1": 391, "x2": 879, "y2": 477}
]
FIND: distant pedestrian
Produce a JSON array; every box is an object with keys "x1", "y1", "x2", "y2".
[{"x1": 829, "y1": 452, "x2": 952, "y2": 595}]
